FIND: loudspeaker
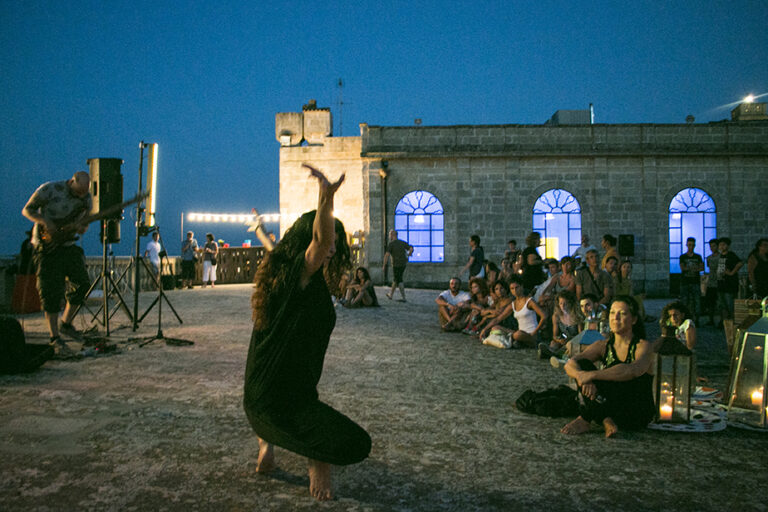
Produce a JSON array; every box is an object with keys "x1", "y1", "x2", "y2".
[
  {"x1": 100, "y1": 218, "x2": 121, "y2": 244},
  {"x1": 618, "y1": 234, "x2": 635, "y2": 257},
  {"x1": 87, "y1": 158, "x2": 124, "y2": 218}
]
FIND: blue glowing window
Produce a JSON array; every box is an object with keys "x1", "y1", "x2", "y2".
[
  {"x1": 394, "y1": 190, "x2": 444, "y2": 263},
  {"x1": 532, "y1": 189, "x2": 582, "y2": 261},
  {"x1": 669, "y1": 188, "x2": 717, "y2": 273}
]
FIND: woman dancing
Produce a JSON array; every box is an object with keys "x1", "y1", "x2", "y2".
[{"x1": 243, "y1": 164, "x2": 371, "y2": 501}]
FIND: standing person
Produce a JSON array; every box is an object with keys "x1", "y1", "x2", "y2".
[
  {"x1": 715, "y1": 237, "x2": 743, "y2": 352},
  {"x1": 21, "y1": 171, "x2": 93, "y2": 352},
  {"x1": 382, "y1": 229, "x2": 413, "y2": 301},
  {"x1": 202, "y1": 233, "x2": 218, "y2": 288},
  {"x1": 521, "y1": 232, "x2": 545, "y2": 292},
  {"x1": 704, "y1": 238, "x2": 720, "y2": 327},
  {"x1": 600, "y1": 234, "x2": 618, "y2": 270},
  {"x1": 572, "y1": 234, "x2": 597, "y2": 269},
  {"x1": 504, "y1": 239, "x2": 520, "y2": 264},
  {"x1": 244, "y1": 164, "x2": 370, "y2": 502},
  {"x1": 144, "y1": 231, "x2": 163, "y2": 283},
  {"x1": 180, "y1": 231, "x2": 198, "y2": 289},
  {"x1": 679, "y1": 237, "x2": 704, "y2": 324},
  {"x1": 747, "y1": 238, "x2": 768, "y2": 299},
  {"x1": 460, "y1": 235, "x2": 485, "y2": 278}
]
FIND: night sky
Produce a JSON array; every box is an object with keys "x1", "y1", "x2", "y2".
[{"x1": 2, "y1": 1, "x2": 766, "y2": 256}]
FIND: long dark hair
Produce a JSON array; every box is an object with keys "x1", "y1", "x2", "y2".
[
  {"x1": 251, "y1": 210, "x2": 351, "y2": 329},
  {"x1": 610, "y1": 295, "x2": 646, "y2": 339},
  {"x1": 353, "y1": 267, "x2": 371, "y2": 284}
]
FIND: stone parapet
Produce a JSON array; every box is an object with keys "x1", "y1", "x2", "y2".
[{"x1": 362, "y1": 123, "x2": 768, "y2": 157}]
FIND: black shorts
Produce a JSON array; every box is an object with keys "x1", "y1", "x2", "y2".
[
  {"x1": 35, "y1": 245, "x2": 90, "y2": 313},
  {"x1": 181, "y1": 259, "x2": 196, "y2": 280},
  {"x1": 392, "y1": 266, "x2": 406, "y2": 284}
]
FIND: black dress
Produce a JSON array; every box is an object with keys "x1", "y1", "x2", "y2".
[
  {"x1": 243, "y1": 254, "x2": 371, "y2": 465},
  {"x1": 575, "y1": 335, "x2": 655, "y2": 430}
]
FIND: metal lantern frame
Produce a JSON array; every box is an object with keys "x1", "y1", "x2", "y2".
[
  {"x1": 655, "y1": 336, "x2": 694, "y2": 424},
  {"x1": 726, "y1": 298, "x2": 768, "y2": 429}
]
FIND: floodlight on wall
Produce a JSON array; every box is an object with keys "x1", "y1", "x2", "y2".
[{"x1": 146, "y1": 143, "x2": 159, "y2": 227}]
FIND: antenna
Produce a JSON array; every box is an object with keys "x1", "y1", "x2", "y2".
[{"x1": 336, "y1": 78, "x2": 344, "y2": 136}]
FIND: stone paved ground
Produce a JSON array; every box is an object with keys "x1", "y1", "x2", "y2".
[{"x1": 1, "y1": 285, "x2": 766, "y2": 512}]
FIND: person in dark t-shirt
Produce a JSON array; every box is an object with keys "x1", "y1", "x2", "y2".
[{"x1": 382, "y1": 229, "x2": 413, "y2": 301}]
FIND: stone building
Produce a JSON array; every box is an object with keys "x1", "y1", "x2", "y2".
[{"x1": 276, "y1": 100, "x2": 768, "y2": 295}]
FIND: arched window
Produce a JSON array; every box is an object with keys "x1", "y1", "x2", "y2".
[
  {"x1": 669, "y1": 188, "x2": 717, "y2": 273},
  {"x1": 532, "y1": 189, "x2": 582, "y2": 261},
  {"x1": 394, "y1": 190, "x2": 444, "y2": 262}
]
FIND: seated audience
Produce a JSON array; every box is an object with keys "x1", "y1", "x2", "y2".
[
  {"x1": 538, "y1": 290, "x2": 584, "y2": 359},
  {"x1": 479, "y1": 277, "x2": 546, "y2": 348},
  {"x1": 436, "y1": 277, "x2": 471, "y2": 329},
  {"x1": 580, "y1": 293, "x2": 608, "y2": 334},
  {"x1": 561, "y1": 296, "x2": 655, "y2": 438},
  {"x1": 747, "y1": 238, "x2": 768, "y2": 299},
  {"x1": 499, "y1": 257, "x2": 515, "y2": 284},
  {"x1": 484, "y1": 261, "x2": 500, "y2": 290},
  {"x1": 461, "y1": 277, "x2": 493, "y2": 334},
  {"x1": 659, "y1": 301, "x2": 696, "y2": 351},
  {"x1": 343, "y1": 267, "x2": 378, "y2": 307},
  {"x1": 613, "y1": 260, "x2": 648, "y2": 321},
  {"x1": 575, "y1": 249, "x2": 613, "y2": 305},
  {"x1": 534, "y1": 258, "x2": 561, "y2": 311}
]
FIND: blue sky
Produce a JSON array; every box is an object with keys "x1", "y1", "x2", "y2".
[{"x1": 2, "y1": 1, "x2": 766, "y2": 255}]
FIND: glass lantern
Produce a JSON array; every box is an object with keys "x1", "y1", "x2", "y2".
[
  {"x1": 655, "y1": 336, "x2": 693, "y2": 423},
  {"x1": 726, "y1": 298, "x2": 768, "y2": 429}
]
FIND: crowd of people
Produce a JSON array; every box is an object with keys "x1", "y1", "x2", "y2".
[
  {"x1": 432, "y1": 231, "x2": 768, "y2": 437},
  {"x1": 17, "y1": 166, "x2": 768, "y2": 500}
]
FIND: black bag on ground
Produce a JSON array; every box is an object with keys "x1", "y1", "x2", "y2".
[
  {"x1": 515, "y1": 385, "x2": 579, "y2": 417},
  {"x1": 0, "y1": 316, "x2": 54, "y2": 374}
]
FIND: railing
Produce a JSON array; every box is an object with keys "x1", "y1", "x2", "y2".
[{"x1": 84, "y1": 247, "x2": 268, "y2": 290}]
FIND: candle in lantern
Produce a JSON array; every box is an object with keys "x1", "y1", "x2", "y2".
[
  {"x1": 660, "y1": 404, "x2": 673, "y2": 421},
  {"x1": 752, "y1": 388, "x2": 764, "y2": 407}
]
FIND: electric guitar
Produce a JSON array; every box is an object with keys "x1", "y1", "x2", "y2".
[{"x1": 38, "y1": 192, "x2": 149, "y2": 252}]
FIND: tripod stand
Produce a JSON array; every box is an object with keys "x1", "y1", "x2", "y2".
[
  {"x1": 131, "y1": 229, "x2": 192, "y2": 347},
  {"x1": 77, "y1": 219, "x2": 134, "y2": 336}
]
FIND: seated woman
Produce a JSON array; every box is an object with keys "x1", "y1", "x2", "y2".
[
  {"x1": 561, "y1": 295, "x2": 655, "y2": 438},
  {"x1": 461, "y1": 277, "x2": 493, "y2": 334},
  {"x1": 343, "y1": 267, "x2": 379, "y2": 307},
  {"x1": 659, "y1": 300, "x2": 696, "y2": 351},
  {"x1": 468, "y1": 279, "x2": 511, "y2": 335},
  {"x1": 538, "y1": 290, "x2": 583, "y2": 358},
  {"x1": 499, "y1": 258, "x2": 515, "y2": 284},
  {"x1": 479, "y1": 276, "x2": 546, "y2": 348},
  {"x1": 484, "y1": 261, "x2": 500, "y2": 290},
  {"x1": 614, "y1": 260, "x2": 649, "y2": 321}
]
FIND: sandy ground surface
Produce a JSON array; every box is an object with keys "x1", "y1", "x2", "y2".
[{"x1": 1, "y1": 284, "x2": 766, "y2": 512}]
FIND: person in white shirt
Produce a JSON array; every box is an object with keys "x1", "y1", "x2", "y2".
[
  {"x1": 144, "y1": 231, "x2": 163, "y2": 280},
  {"x1": 436, "y1": 277, "x2": 471, "y2": 329}
]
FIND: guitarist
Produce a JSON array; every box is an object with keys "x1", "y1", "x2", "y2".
[{"x1": 22, "y1": 171, "x2": 92, "y2": 352}]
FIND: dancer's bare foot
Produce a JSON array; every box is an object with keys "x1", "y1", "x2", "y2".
[
  {"x1": 603, "y1": 418, "x2": 619, "y2": 438},
  {"x1": 561, "y1": 416, "x2": 591, "y2": 435},
  {"x1": 308, "y1": 458, "x2": 333, "y2": 501},
  {"x1": 255, "y1": 438, "x2": 275, "y2": 473}
]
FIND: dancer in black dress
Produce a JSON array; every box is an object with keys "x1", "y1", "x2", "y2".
[{"x1": 244, "y1": 164, "x2": 370, "y2": 501}]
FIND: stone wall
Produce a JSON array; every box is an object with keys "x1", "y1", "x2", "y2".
[{"x1": 279, "y1": 114, "x2": 768, "y2": 294}]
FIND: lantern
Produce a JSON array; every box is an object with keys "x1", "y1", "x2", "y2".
[
  {"x1": 655, "y1": 336, "x2": 693, "y2": 423},
  {"x1": 726, "y1": 298, "x2": 768, "y2": 429}
]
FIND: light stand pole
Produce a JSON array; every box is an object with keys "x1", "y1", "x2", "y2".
[{"x1": 132, "y1": 142, "x2": 147, "y2": 331}]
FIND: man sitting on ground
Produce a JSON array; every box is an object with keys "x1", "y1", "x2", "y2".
[{"x1": 436, "y1": 277, "x2": 471, "y2": 330}]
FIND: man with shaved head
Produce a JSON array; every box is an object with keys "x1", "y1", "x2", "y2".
[{"x1": 22, "y1": 171, "x2": 93, "y2": 353}]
